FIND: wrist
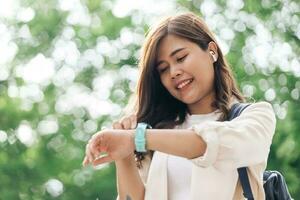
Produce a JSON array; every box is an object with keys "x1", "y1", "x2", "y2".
[
  {"x1": 134, "y1": 123, "x2": 151, "y2": 153},
  {"x1": 115, "y1": 153, "x2": 135, "y2": 166},
  {"x1": 129, "y1": 130, "x2": 136, "y2": 152}
]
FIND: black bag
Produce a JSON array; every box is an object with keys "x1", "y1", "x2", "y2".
[{"x1": 228, "y1": 103, "x2": 292, "y2": 200}]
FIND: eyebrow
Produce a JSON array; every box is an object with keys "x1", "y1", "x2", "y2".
[{"x1": 156, "y1": 47, "x2": 186, "y2": 66}]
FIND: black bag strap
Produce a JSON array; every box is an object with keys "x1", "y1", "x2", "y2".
[
  {"x1": 227, "y1": 103, "x2": 250, "y2": 121},
  {"x1": 238, "y1": 167, "x2": 254, "y2": 200},
  {"x1": 228, "y1": 103, "x2": 254, "y2": 200}
]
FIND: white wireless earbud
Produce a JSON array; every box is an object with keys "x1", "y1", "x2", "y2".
[{"x1": 210, "y1": 51, "x2": 217, "y2": 62}]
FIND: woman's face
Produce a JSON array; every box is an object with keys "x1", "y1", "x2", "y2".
[{"x1": 156, "y1": 34, "x2": 217, "y2": 114}]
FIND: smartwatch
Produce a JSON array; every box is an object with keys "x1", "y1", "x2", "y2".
[{"x1": 134, "y1": 122, "x2": 152, "y2": 152}]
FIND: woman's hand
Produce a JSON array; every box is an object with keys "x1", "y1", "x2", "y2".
[
  {"x1": 112, "y1": 114, "x2": 137, "y2": 130},
  {"x1": 82, "y1": 115, "x2": 137, "y2": 167},
  {"x1": 82, "y1": 129, "x2": 135, "y2": 166}
]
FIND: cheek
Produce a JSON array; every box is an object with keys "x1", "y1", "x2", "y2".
[
  {"x1": 204, "y1": 68, "x2": 215, "y2": 88},
  {"x1": 195, "y1": 66, "x2": 215, "y2": 86},
  {"x1": 160, "y1": 76, "x2": 176, "y2": 93},
  {"x1": 161, "y1": 79, "x2": 172, "y2": 91},
  {"x1": 159, "y1": 75, "x2": 168, "y2": 87}
]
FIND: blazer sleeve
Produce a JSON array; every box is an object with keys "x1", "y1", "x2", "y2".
[{"x1": 188, "y1": 101, "x2": 276, "y2": 170}]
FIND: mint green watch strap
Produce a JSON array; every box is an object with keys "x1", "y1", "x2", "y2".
[{"x1": 135, "y1": 122, "x2": 151, "y2": 153}]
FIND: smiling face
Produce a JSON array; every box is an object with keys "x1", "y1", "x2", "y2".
[{"x1": 156, "y1": 34, "x2": 217, "y2": 114}]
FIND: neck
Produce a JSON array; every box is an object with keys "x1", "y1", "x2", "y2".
[{"x1": 187, "y1": 91, "x2": 216, "y2": 115}]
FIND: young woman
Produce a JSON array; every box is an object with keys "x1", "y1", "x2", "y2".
[{"x1": 82, "y1": 12, "x2": 276, "y2": 200}]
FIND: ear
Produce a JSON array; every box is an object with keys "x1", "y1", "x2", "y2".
[{"x1": 207, "y1": 41, "x2": 218, "y2": 62}]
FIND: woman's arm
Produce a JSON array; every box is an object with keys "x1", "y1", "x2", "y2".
[
  {"x1": 83, "y1": 128, "x2": 205, "y2": 199},
  {"x1": 115, "y1": 155, "x2": 145, "y2": 200},
  {"x1": 82, "y1": 116, "x2": 206, "y2": 199},
  {"x1": 83, "y1": 128, "x2": 206, "y2": 165},
  {"x1": 188, "y1": 101, "x2": 276, "y2": 169},
  {"x1": 113, "y1": 116, "x2": 144, "y2": 200},
  {"x1": 145, "y1": 129, "x2": 206, "y2": 159},
  {"x1": 113, "y1": 129, "x2": 206, "y2": 200},
  {"x1": 84, "y1": 101, "x2": 275, "y2": 176}
]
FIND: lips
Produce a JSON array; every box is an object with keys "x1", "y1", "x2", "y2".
[{"x1": 176, "y1": 78, "x2": 193, "y2": 90}]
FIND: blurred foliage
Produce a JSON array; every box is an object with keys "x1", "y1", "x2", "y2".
[{"x1": 0, "y1": 0, "x2": 299, "y2": 199}]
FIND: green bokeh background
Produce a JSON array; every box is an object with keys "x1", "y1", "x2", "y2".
[{"x1": 0, "y1": 0, "x2": 299, "y2": 199}]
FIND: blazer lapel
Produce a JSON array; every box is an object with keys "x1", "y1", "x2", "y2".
[{"x1": 145, "y1": 151, "x2": 168, "y2": 200}]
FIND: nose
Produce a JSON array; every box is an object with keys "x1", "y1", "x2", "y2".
[{"x1": 170, "y1": 65, "x2": 183, "y2": 79}]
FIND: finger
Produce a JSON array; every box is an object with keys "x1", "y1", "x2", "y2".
[
  {"x1": 82, "y1": 156, "x2": 89, "y2": 167},
  {"x1": 112, "y1": 121, "x2": 123, "y2": 129},
  {"x1": 89, "y1": 134, "x2": 100, "y2": 157},
  {"x1": 130, "y1": 115, "x2": 137, "y2": 129},
  {"x1": 90, "y1": 144, "x2": 100, "y2": 159},
  {"x1": 121, "y1": 117, "x2": 131, "y2": 129},
  {"x1": 85, "y1": 143, "x2": 94, "y2": 163},
  {"x1": 93, "y1": 155, "x2": 113, "y2": 166},
  {"x1": 88, "y1": 140, "x2": 98, "y2": 161},
  {"x1": 97, "y1": 133, "x2": 108, "y2": 152},
  {"x1": 90, "y1": 133, "x2": 106, "y2": 158}
]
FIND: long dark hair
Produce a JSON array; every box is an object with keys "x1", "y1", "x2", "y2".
[{"x1": 127, "y1": 12, "x2": 245, "y2": 166}]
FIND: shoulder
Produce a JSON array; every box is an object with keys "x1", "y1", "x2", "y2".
[
  {"x1": 244, "y1": 101, "x2": 275, "y2": 114},
  {"x1": 229, "y1": 100, "x2": 275, "y2": 119},
  {"x1": 236, "y1": 101, "x2": 276, "y2": 127},
  {"x1": 229, "y1": 98, "x2": 274, "y2": 113}
]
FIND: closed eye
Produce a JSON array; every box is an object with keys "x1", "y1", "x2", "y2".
[
  {"x1": 177, "y1": 55, "x2": 187, "y2": 63},
  {"x1": 158, "y1": 66, "x2": 168, "y2": 73}
]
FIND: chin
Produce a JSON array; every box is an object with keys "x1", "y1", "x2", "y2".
[
  {"x1": 185, "y1": 93, "x2": 208, "y2": 104},
  {"x1": 179, "y1": 96, "x2": 199, "y2": 104},
  {"x1": 172, "y1": 91, "x2": 204, "y2": 104}
]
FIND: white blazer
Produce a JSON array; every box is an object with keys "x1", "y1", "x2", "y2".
[{"x1": 138, "y1": 102, "x2": 276, "y2": 200}]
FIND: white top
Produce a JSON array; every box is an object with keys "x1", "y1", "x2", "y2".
[
  {"x1": 137, "y1": 101, "x2": 276, "y2": 200},
  {"x1": 167, "y1": 110, "x2": 221, "y2": 200}
]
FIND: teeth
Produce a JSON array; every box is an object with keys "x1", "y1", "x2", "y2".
[{"x1": 177, "y1": 79, "x2": 192, "y2": 89}]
